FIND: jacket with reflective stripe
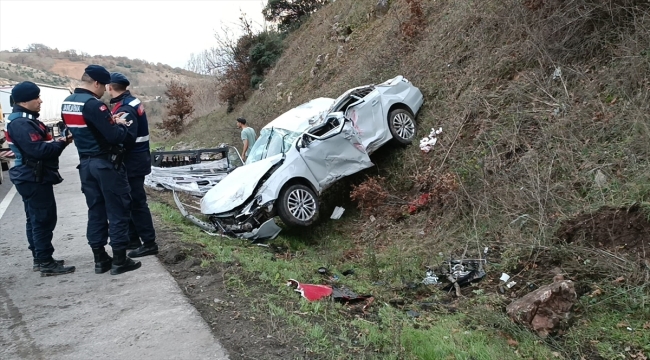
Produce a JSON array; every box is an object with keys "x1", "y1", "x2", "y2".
[
  {"x1": 62, "y1": 89, "x2": 131, "y2": 156},
  {"x1": 111, "y1": 94, "x2": 150, "y2": 153},
  {"x1": 61, "y1": 92, "x2": 101, "y2": 155},
  {"x1": 7, "y1": 107, "x2": 66, "y2": 184},
  {"x1": 110, "y1": 92, "x2": 151, "y2": 177}
]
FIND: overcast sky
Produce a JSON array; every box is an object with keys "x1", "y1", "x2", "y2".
[{"x1": 0, "y1": 0, "x2": 267, "y2": 68}]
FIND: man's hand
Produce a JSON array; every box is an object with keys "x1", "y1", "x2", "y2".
[
  {"x1": 242, "y1": 155, "x2": 247, "y2": 163},
  {"x1": 58, "y1": 134, "x2": 73, "y2": 145},
  {"x1": 113, "y1": 112, "x2": 128, "y2": 124}
]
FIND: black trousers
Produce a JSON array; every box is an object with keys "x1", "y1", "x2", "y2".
[
  {"x1": 78, "y1": 157, "x2": 131, "y2": 251},
  {"x1": 127, "y1": 175, "x2": 156, "y2": 244},
  {"x1": 15, "y1": 181, "x2": 57, "y2": 262}
]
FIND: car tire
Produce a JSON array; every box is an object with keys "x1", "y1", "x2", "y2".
[
  {"x1": 388, "y1": 108, "x2": 417, "y2": 145},
  {"x1": 1, "y1": 161, "x2": 8, "y2": 171},
  {"x1": 277, "y1": 184, "x2": 319, "y2": 227}
]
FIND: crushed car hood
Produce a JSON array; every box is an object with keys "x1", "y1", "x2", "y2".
[
  {"x1": 200, "y1": 154, "x2": 283, "y2": 214},
  {"x1": 265, "y1": 97, "x2": 335, "y2": 132}
]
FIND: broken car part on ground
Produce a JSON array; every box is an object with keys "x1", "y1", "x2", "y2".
[
  {"x1": 287, "y1": 279, "x2": 373, "y2": 310},
  {"x1": 168, "y1": 75, "x2": 424, "y2": 241},
  {"x1": 145, "y1": 146, "x2": 243, "y2": 197}
]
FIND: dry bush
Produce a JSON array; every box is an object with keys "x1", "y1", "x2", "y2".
[
  {"x1": 217, "y1": 65, "x2": 251, "y2": 112},
  {"x1": 406, "y1": 172, "x2": 460, "y2": 215},
  {"x1": 160, "y1": 81, "x2": 194, "y2": 135},
  {"x1": 350, "y1": 171, "x2": 460, "y2": 218},
  {"x1": 350, "y1": 176, "x2": 389, "y2": 215}
]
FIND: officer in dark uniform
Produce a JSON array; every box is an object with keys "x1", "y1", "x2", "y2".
[
  {"x1": 107, "y1": 72, "x2": 158, "y2": 258},
  {"x1": 7, "y1": 81, "x2": 76, "y2": 276},
  {"x1": 61, "y1": 65, "x2": 141, "y2": 275}
]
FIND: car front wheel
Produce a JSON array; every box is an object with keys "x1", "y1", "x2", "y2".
[
  {"x1": 388, "y1": 108, "x2": 417, "y2": 145},
  {"x1": 277, "y1": 184, "x2": 319, "y2": 227}
]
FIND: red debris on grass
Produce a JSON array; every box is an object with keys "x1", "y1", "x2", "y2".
[{"x1": 286, "y1": 279, "x2": 333, "y2": 301}]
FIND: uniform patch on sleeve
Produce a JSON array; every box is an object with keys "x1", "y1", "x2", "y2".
[
  {"x1": 137, "y1": 104, "x2": 145, "y2": 116},
  {"x1": 99, "y1": 104, "x2": 108, "y2": 112},
  {"x1": 29, "y1": 133, "x2": 41, "y2": 142}
]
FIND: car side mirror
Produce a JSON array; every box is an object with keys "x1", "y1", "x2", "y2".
[{"x1": 296, "y1": 136, "x2": 306, "y2": 152}]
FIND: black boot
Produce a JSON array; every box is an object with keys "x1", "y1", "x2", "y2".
[
  {"x1": 128, "y1": 242, "x2": 159, "y2": 258},
  {"x1": 39, "y1": 259, "x2": 75, "y2": 277},
  {"x1": 92, "y1": 247, "x2": 113, "y2": 274},
  {"x1": 126, "y1": 237, "x2": 142, "y2": 250},
  {"x1": 110, "y1": 249, "x2": 141, "y2": 275},
  {"x1": 33, "y1": 258, "x2": 64, "y2": 272}
]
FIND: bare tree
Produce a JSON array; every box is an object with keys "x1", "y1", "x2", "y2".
[
  {"x1": 185, "y1": 14, "x2": 256, "y2": 76},
  {"x1": 190, "y1": 78, "x2": 221, "y2": 117}
]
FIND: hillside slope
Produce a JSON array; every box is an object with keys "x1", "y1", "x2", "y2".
[
  {"x1": 177, "y1": 0, "x2": 650, "y2": 235},
  {"x1": 163, "y1": 0, "x2": 650, "y2": 358},
  {"x1": 0, "y1": 49, "x2": 217, "y2": 122}
]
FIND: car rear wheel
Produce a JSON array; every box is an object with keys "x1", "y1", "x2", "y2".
[
  {"x1": 388, "y1": 108, "x2": 417, "y2": 145},
  {"x1": 277, "y1": 184, "x2": 319, "y2": 227}
]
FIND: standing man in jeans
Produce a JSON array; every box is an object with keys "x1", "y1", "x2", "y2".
[{"x1": 236, "y1": 117, "x2": 256, "y2": 163}]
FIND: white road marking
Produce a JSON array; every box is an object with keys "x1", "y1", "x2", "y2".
[{"x1": 0, "y1": 185, "x2": 17, "y2": 220}]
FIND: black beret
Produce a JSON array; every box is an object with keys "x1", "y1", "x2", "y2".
[
  {"x1": 110, "y1": 72, "x2": 130, "y2": 86},
  {"x1": 11, "y1": 81, "x2": 40, "y2": 103},
  {"x1": 84, "y1": 65, "x2": 111, "y2": 84}
]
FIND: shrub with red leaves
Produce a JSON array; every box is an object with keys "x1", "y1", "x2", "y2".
[{"x1": 350, "y1": 177, "x2": 389, "y2": 215}]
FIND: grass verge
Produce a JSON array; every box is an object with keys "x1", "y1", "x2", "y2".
[{"x1": 150, "y1": 197, "x2": 649, "y2": 359}]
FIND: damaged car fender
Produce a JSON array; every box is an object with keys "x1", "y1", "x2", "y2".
[
  {"x1": 200, "y1": 154, "x2": 284, "y2": 214},
  {"x1": 377, "y1": 76, "x2": 424, "y2": 113},
  {"x1": 256, "y1": 168, "x2": 320, "y2": 209}
]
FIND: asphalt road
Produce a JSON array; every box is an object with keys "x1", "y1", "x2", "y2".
[{"x1": 0, "y1": 145, "x2": 228, "y2": 360}]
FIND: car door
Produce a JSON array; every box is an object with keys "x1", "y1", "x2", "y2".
[
  {"x1": 344, "y1": 89, "x2": 387, "y2": 153},
  {"x1": 297, "y1": 115, "x2": 374, "y2": 189}
]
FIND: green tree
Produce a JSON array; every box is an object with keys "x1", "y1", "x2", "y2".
[
  {"x1": 263, "y1": 0, "x2": 329, "y2": 32},
  {"x1": 249, "y1": 31, "x2": 284, "y2": 79}
]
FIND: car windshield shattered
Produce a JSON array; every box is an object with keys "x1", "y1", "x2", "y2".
[{"x1": 246, "y1": 127, "x2": 301, "y2": 165}]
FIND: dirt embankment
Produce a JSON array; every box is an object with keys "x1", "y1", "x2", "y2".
[{"x1": 152, "y1": 215, "x2": 300, "y2": 360}]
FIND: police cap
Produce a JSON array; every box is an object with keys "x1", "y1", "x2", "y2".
[
  {"x1": 11, "y1": 81, "x2": 40, "y2": 103},
  {"x1": 110, "y1": 72, "x2": 130, "y2": 86},
  {"x1": 84, "y1": 65, "x2": 111, "y2": 84}
]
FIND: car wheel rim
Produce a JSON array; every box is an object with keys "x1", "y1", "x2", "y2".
[
  {"x1": 392, "y1": 113, "x2": 415, "y2": 140},
  {"x1": 287, "y1": 189, "x2": 317, "y2": 221}
]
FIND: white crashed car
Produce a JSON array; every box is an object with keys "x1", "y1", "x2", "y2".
[{"x1": 175, "y1": 75, "x2": 423, "y2": 241}]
